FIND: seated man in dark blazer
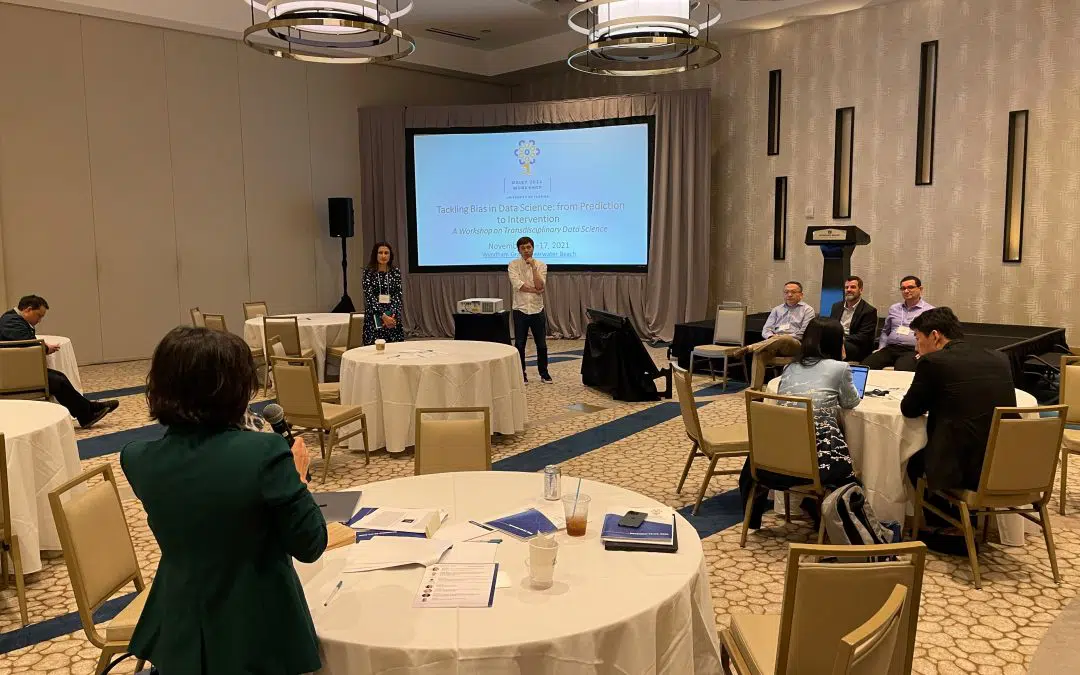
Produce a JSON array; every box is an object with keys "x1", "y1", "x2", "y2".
[
  {"x1": 0, "y1": 295, "x2": 118, "y2": 428},
  {"x1": 901, "y1": 307, "x2": 1016, "y2": 493},
  {"x1": 828, "y1": 275, "x2": 878, "y2": 362}
]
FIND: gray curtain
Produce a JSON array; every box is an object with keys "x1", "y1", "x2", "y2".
[{"x1": 358, "y1": 89, "x2": 711, "y2": 341}]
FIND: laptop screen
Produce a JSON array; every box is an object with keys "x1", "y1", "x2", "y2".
[{"x1": 849, "y1": 365, "x2": 870, "y2": 398}]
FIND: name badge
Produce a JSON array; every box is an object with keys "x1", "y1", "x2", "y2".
[
  {"x1": 896, "y1": 325, "x2": 912, "y2": 336},
  {"x1": 778, "y1": 323, "x2": 791, "y2": 333},
  {"x1": 379, "y1": 294, "x2": 391, "y2": 305}
]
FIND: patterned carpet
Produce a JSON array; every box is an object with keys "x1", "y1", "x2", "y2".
[{"x1": 0, "y1": 338, "x2": 1075, "y2": 674}]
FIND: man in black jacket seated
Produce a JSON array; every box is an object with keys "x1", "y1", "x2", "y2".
[
  {"x1": 828, "y1": 275, "x2": 878, "y2": 362},
  {"x1": 0, "y1": 295, "x2": 118, "y2": 428},
  {"x1": 901, "y1": 307, "x2": 1016, "y2": 493}
]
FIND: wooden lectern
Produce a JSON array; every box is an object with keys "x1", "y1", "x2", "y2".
[{"x1": 805, "y1": 226, "x2": 871, "y2": 311}]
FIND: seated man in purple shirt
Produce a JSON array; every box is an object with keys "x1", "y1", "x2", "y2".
[
  {"x1": 738, "y1": 281, "x2": 816, "y2": 389},
  {"x1": 863, "y1": 275, "x2": 933, "y2": 371}
]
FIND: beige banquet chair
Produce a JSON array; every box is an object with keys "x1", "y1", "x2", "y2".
[
  {"x1": 741, "y1": 389, "x2": 826, "y2": 547},
  {"x1": 832, "y1": 584, "x2": 909, "y2": 675},
  {"x1": 190, "y1": 307, "x2": 205, "y2": 327},
  {"x1": 271, "y1": 354, "x2": 368, "y2": 481},
  {"x1": 262, "y1": 317, "x2": 316, "y2": 395},
  {"x1": 202, "y1": 313, "x2": 228, "y2": 333},
  {"x1": 243, "y1": 301, "x2": 269, "y2": 321},
  {"x1": 1058, "y1": 355, "x2": 1080, "y2": 513},
  {"x1": 415, "y1": 407, "x2": 492, "y2": 475},
  {"x1": 0, "y1": 339, "x2": 50, "y2": 401},
  {"x1": 689, "y1": 303, "x2": 748, "y2": 391},
  {"x1": 1, "y1": 434, "x2": 28, "y2": 625},
  {"x1": 267, "y1": 336, "x2": 339, "y2": 403},
  {"x1": 671, "y1": 365, "x2": 749, "y2": 514},
  {"x1": 720, "y1": 541, "x2": 926, "y2": 675},
  {"x1": 326, "y1": 312, "x2": 366, "y2": 361},
  {"x1": 913, "y1": 405, "x2": 1067, "y2": 589},
  {"x1": 49, "y1": 464, "x2": 150, "y2": 675}
]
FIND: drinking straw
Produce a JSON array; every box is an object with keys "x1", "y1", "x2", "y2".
[{"x1": 571, "y1": 477, "x2": 583, "y2": 517}]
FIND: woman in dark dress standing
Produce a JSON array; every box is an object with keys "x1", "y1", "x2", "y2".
[{"x1": 362, "y1": 241, "x2": 405, "y2": 345}]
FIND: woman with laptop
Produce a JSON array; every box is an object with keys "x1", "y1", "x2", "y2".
[{"x1": 739, "y1": 317, "x2": 861, "y2": 530}]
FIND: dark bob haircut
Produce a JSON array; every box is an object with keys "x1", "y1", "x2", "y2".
[
  {"x1": 147, "y1": 326, "x2": 258, "y2": 429},
  {"x1": 797, "y1": 317, "x2": 845, "y2": 366}
]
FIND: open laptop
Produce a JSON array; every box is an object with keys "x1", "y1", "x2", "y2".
[{"x1": 849, "y1": 365, "x2": 870, "y2": 398}]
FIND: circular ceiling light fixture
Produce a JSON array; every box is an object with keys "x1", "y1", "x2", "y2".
[
  {"x1": 567, "y1": 0, "x2": 722, "y2": 76},
  {"x1": 244, "y1": 0, "x2": 415, "y2": 64}
]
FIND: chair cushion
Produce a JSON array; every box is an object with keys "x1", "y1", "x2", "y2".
[
  {"x1": 1064, "y1": 429, "x2": 1080, "y2": 453},
  {"x1": 322, "y1": 403, "x2": 364, "y2": 427},
  {"x1": 249, "y1": 346, "x2": 265, "y2": 357},
  {"x1": 318, "y1": 383, "x2": 340, "y2": 402},
  {"x1": 728, "y1": 613, "x2": 780, "y2": 675},
  {"x1": 693, "y1": 344, "x2": 740, "y2": 357},
  {"x1": 701, "y1": 423, "x2": 750, "y2": 452},
  {"x1": 327, "y1": 345, "x2": 347, "y2": 358},
  {"x1": 105, "y1": 586, "x2": 151, "y2": 643},
  {"x1": 946, "y1": 488, "x2": 1043, "y2": 508}
]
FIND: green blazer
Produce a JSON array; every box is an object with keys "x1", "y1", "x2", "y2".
[{"x1": 121, "y1": 427, "x2": 328, "y2": 675}]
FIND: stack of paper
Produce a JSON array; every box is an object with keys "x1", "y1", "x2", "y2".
[
  {"x1": 601, "y1": 507, "x2": 678, "y2": 553},
  {"x1": 348, "y1": 507, "x2": 446, "y2": 539},
  {"x1": 343, "y1": 537, "x2": 452, "y2": 572}
]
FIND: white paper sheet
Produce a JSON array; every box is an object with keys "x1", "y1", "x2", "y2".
[
  {"x1": 440, "y1": 542, "x2": 498, "y2": 564},
  {"x1": 432, "y1": 521, "x2": 493, "y2": 544},
  {"x1": 343, "y1": 537, "x2": 452, "y2": 572},
  {"x1": 413, "y1": 563, "x2": 498, "y2": 608},
  {"x1": 351, "y1": 508, "x2": 445, "y2": 535}
]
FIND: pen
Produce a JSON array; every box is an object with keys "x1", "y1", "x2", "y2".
[
  {"x1": 504, "y1": 522, "x2": 531, "y2": 536},
  {"x1": 323, "y1": 580, "x2": 343, "y2": 606},
  {"x1": 469, "y1": 520, "x2": 494, "y2": 531}
]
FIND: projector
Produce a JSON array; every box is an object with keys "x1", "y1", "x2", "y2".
[{"x1": 457, "y1": 298, "x2": 504, "y2": 314}]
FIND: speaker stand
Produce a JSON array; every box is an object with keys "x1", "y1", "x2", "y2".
[{"x1": 331, "y1": 236, "x2": 355, "y2": 313}]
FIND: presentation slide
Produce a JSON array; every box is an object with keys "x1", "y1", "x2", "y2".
[{"x1": 406, "y1": 119, "x2": 653, "y2": 271}]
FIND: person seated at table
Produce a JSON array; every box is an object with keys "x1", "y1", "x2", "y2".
[
  {"x1": 738, "y1": 281, "x2": 816, "y2": 389},
  {"x1": 863, "y1": 276, "x2": 933, "y2": 371},
  {"x1": 828, "y1": 275, "x2": 878, "y2": 362},
  {"x1": 739, "y1": 317, "x2": 859, "y2": 530},
  {"x1": 363, "y1": 241, "x2": 405, "y2": 345},
  {"x1": 901, "y1": 307, "x2": 1016, "y2": 494},
  {"x1": 0, "y1": 294, "x2": 118, "y2": 428},
  {"x1": 121, "y1": 326, "x2": 326, "y2": 675}
]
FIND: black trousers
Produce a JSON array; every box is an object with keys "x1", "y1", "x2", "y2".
[
  {"x1": 844, "y1": 338, "x2": 873, "y2": 363},
  {"x1": 863, "y1": 343, "x2": 918, "y2": 371},
  {"x1": 513, "y1": 309, "x2": 549, "y2": 377},
  {"x1": 48, "y1": 368, "x2": 95, "y2": 422},
  {"x1": 738, "y1": 459, "x2": 813, "y2": 530}
]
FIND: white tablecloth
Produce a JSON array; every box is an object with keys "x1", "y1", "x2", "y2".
[
  {"x1": 0, "y1": 400, "x2": 83, "y2": 573},
  {"x1": 339, "y1": 340, "x2": 527, "y2": 454},
  {"x1": 39, "y1": 334, "x2": 82, "y2": 393},
  {"x1": 296, "y1": 472, "x2": 722, "y2": 675},
  {"x1": 243, "y1": 313, "x2": 354, "y2": 382},
  {"x1": 767, "y1": 370, "x2": 1038, "y2": 543}
]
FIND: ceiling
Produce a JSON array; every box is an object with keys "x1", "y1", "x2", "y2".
[{"x1": 4, "y1": 0, "x2": 895, "y2": 78}]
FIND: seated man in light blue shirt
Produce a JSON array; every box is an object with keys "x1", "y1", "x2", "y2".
[
  {"x1": 741, "y1": 281, "x2": 816, "y2": 389},
  {"x1": 863, "y1": 275, "x2": 934, "y2": 371}
]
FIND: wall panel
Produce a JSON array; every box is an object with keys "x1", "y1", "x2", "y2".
[
  {"x1": 165, "y1": 33, "x2": 251, "y2": 333},
  {"x1": 0, "y1": 5, "x2": 104, "y2": 361}
]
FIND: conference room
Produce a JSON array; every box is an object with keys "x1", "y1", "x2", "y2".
[{"x1": 1, "y1": 0, "x2": 1079, "y2": 673}]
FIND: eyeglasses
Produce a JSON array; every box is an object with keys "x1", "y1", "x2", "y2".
[{"x1": 900, "y1": 285, "x2": 919, "y2": 291}]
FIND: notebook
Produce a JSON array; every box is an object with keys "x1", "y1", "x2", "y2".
[
  {"x1": 601, "y1": 508, "x2": 675, "y2": 547},
  {"x1": 602, "y1": 513, "x2": 679, "y2": 554},
  {"x1": 484, "y1": 508, "x2": 560, "y2": 540},
  {"x1": 850, "y1": 365, "x2": 870, "y2": 398}
]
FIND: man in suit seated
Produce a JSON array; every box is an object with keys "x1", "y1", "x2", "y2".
[
  {"x1": 739, "y1": 281, "x2": 816, "y2": 389},
  {"x1": 863, "y1": 275, "x2": 933, "y2": 371},
  {"x1": 901, "y1": 307, "x2": 1016, "y2": 494},
  {"x1": 0, "y1": 295, "x2": 118, "y2": 428},
  {"x1": 828, "y1": 275, "x2": 878, "y2": 362}
]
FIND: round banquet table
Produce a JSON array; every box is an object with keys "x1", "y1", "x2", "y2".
[
  {"x1": 243, "y1": 313, "x2": 355, "y2": 382},
  {"x1": 39, "y1": 334, "x2": 82, "y2": 393},
  {"x1": 767, "y1": 369, "x2": 1038, "y2": 544},
  {"x1": 339, "y1": 340, "x2": 527, "y2": 454},
  {"x1": 0, "y1": 400, "x2": 83, "y2": 573},
  {"x1": 295, "y1": 472, "x2": 722, "y2": 675}
]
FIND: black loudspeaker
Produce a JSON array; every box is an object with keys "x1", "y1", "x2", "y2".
[{"x1": 328, "y1": 197, "x2": 354, "y2": 238}]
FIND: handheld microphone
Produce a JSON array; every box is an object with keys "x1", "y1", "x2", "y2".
[
  {"x1": 262, "y1": 403, "x2": 310, "y2": 482},
  {"x1": 261, "y1": 403, "x2": 295, "y2": 447}
]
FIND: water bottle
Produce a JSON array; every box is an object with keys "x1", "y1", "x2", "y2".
[{"x1": 543, "y1": 465, "x2": 561, "y2": 500}]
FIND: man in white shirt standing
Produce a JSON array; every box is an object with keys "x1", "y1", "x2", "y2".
[{"x1": 508, "y1": 236, "x2": 552, "y2": 383}]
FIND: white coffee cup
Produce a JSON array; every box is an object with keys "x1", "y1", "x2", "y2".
[
  {"x1": 525, "y1": 534, "x2": 558, "y2": 589},
  {"x1": 375, "y1": 339, "x2": 386, "y2": 352}
]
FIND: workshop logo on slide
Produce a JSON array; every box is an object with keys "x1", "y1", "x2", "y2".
[{"x1": 514, "y1": 139, "x2": 540, "y2": 175}]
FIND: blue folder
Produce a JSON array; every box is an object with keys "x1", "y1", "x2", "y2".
[{"x1": 484, "y1": 508, "x2": 558, "y2": 539}]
